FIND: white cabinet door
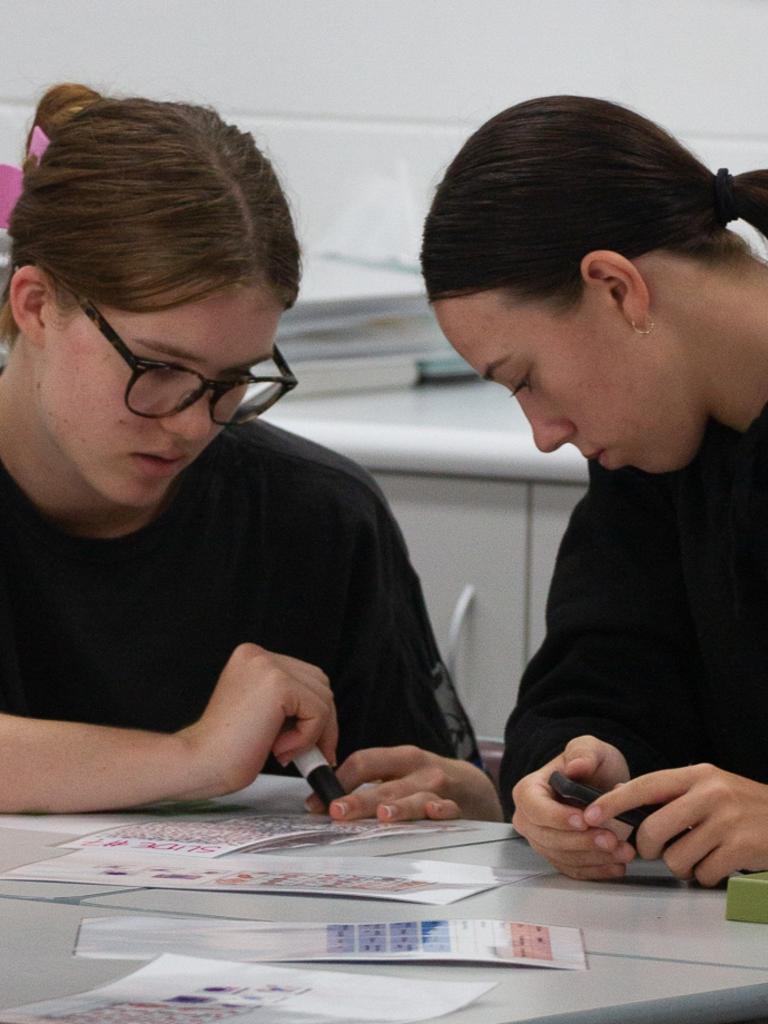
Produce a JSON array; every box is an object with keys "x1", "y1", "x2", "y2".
[
  {"x1": 527, "y1": 482, "x2": 587, "y2": 660},
  {"x1": 373, "y1": 472, "x2": 528, "y2": 741}
]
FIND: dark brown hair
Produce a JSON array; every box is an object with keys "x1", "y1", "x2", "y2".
[
  {"x1": 422, "y1": 95, "x2": 768, "y2": 306},
  {"x1": 1, "y1": 82, "x2": 300, "y2": 343}
]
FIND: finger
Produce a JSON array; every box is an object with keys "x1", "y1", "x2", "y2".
[
  {"x1": 424, "y1": 799, "x2": 462, "y2": 820},
  {"x1": 562, "y1": 735, "x2": 605, "y2": 778},
  {"x1": 329, "y1": 773, "x2": 438, "y2": 820},
  {"x1": 513, "y1": 773, "x2": 591, "y2": 832},
  {"x1": 329, "y1": 785, "x2": 395, "y2": 821},
  {"x1": 315, "y1": 713, "x2": 340, "y2": 768},
  {"x1": 584, "y1": 767, "x2": 699, "y2": 826},
  {"x1": 692, "y1": 845, "x2": 734, "y2": 888},
  {"x1": 531, "y1": 843, "x2": 635, "y2": 868},
  {"x1": 304, "y1": 792, "x2": 326, "y2": 814},
  {"x1": 334, "y1": 746, "x2": 429, "y2": 793},
  {"x1": 271, "y1": 698, "x2": 337, "y2": 761},
  {"x1": 661, "y1": 820, "x2": 719, "y2": 881},
  {"x1": 328, "y1": 795, "x2": 371, "y2": 821},
  {"x1": 514, "y1": 807, "x2": 626, "y2": 854},
  {"x1": 376, "y1": 793, "x2": 462, "y2": 822},
  {"x1": 634, "y1": 797, "x2": 702, "y2": 860},
  {"x1": 556, "y1": 862, "x2": 629, "y2": 881}
]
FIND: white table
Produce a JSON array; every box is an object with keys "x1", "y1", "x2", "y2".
[{"x1": 1, "y1": 777, "x2": 768, "y2": 1023}]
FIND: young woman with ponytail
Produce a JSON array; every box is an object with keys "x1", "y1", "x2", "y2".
[
  {"x1": 338, "y1": 94, "x2": 768, "y2": 886},
  {"x1": 427, "y1": 94, "x2": 768, "y2": 886}
]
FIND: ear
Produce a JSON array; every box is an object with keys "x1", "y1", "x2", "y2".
[
  {"x1": 9, "y1": 265, "x2": 58, "y2": 347},
  {"x1": 579, "y1": 250, "x2": 651, "y2": 331}
]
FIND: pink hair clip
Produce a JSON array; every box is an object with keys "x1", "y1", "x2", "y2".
[
  {"x1": 0, "y1": 125, "x2": 50, "y2": 230},
  {"x1": 28, "y1": 125, "x2": 50, "y2": 161}
]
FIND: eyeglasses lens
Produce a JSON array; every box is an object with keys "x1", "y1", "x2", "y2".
[
  {"x1": 128, "y1": 366, "x2": 205, "y2": 418},
  {"x1": 212, "y1": 380, "x2": 285, "y2": 423},
  {"x1": 128, "y1": 366, "x2": 288, "y2": 424}
]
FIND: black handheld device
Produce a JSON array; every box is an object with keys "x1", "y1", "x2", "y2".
[{"x1": 548, "y1": 771, "x2": 660, "y2": 830}]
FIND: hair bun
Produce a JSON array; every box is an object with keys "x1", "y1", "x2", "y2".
[{"x1": 28, "y1": 82, "x2": 102, "y2": 150}]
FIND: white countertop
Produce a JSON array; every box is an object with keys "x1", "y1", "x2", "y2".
[{"x1": 264, "y1": 379, "x2": 588, "y2": 483}]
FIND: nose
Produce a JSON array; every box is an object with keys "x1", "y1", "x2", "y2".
[
  {"x1": 526, "y1": 411, "x2": 577, "y2": 454},
  {"x1": 157, "y1": 395, "x2": 217, "y2": 444}
]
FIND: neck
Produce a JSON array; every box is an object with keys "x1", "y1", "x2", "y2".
[{"x1": 644, "y1": 253, "x2": 768, "y2": 433}]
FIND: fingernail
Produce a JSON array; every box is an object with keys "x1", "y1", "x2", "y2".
[
  {"x1": 380, "y1": 805, "x2": 395, "y2": 820},
  {"x1": 333, "y1": 802, "x2": 348, "y2": 817},
  {"x1": 595, "y1": 833, "x2": 612, "y2": 850},
  {"x1": 568, "y1": 814, "x2": 583, "y2": 829},
  {"x1": 584, "y1": 806, "x2": 602, "y2": 824}
]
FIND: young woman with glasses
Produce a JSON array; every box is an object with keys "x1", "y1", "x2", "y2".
[
  {"x1": 0, "y1": 82, "x2": 481, "y2": 812},
  {"x1": 330, "y1": 95, "x2": 768, "y2": 887}
]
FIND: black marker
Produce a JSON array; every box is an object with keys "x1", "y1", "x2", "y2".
[
  {"x1": 548, "y1": 770, "x2": 674, "y2": 849},
  {"x1": 293, "y1": 747, "x2": 346, "y2": 808}
]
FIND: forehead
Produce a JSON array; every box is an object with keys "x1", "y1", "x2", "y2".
[
  {"x1": 433, "y1": 289, "x2": 512, "y2": 332},
  {"x1": 432, "y1": 290, "x2": 528, "y2": 370},
  {"x1": 104, "y1": 286, "x2": 283, "y2": 366},
  {"x1": 433, "y1": 289, "x2": 586, "y2": 372}
]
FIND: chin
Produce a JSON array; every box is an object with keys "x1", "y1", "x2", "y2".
[{"x1": 628, "y1": 448, "x2": 701, "y2": 475}]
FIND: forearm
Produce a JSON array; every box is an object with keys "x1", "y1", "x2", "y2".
[
  {"x1": 0, "y1": 712, "x2": 220, "y2": 812},
  {"x1": 0, "y1": 644, "x2": 336, "y2": 813},
  {"x1": 500, "y1": 464, "x2": 706, "y2": 812}
]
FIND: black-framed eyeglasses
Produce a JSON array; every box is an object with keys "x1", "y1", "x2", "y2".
[{"x1": 80, "y1": 301, "x2": 298, "y2": 426}]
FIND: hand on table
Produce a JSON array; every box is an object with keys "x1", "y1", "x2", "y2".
[
  {"x1": 583, "y1": 763, "x2": 768, "y2": 887},
  {"x1": 180, "y1": 642, "x2": 337, "y2": 795},
  {"x1": 304, "y1": 744, "x2": 503, "y2": 822},
  {"x1": 511, "y1": 734, "x2": 636, "y2": 881}
]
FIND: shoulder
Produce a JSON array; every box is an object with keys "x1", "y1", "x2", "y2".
[{"x1": 205, "y1": 419, "x2": 393, "y2": 523}]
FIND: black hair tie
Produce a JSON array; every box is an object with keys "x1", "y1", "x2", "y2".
[{"x1": 714, "y1": 167, "x2": 739, "y2": 226}]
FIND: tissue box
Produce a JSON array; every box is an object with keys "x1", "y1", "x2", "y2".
[{"x1": 726, "y1": 872, "x2": 768, "y2": 923}]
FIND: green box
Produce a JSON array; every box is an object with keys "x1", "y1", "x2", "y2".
[{"x1": 726, "y1": 872, "x2": 768, "y2": 923}]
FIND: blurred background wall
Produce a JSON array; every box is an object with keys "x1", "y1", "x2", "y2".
[{"x1": 1, "y1": 0, "x2": 767, "y2": 273}]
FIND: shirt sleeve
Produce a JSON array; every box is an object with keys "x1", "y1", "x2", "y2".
[
  {"x1": 499, "y1": 461, "x2": 710, "y2": 817},
  {"x1": 329, "y1": 487, "x2": 480, "y2": 766}
]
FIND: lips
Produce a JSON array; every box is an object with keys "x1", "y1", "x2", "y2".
[
  {"x1": 131, "y1": 451, "x2": 189, "y2": 480},
  {"x1": 137, "y1": 452, "x2": 186, "y2": 462}
]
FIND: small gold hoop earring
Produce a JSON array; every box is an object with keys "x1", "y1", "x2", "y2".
[{"x1": 631, "y1": 318, "x2": 655, "y2": 336}]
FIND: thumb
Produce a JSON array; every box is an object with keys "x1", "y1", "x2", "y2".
[{"x1": 562, "y1": 735, "x2": 605, "y2": 779}]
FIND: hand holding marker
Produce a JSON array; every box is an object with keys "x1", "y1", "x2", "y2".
[{"x1": 294, "y1": 747, "x2": 346, "y2": 808}]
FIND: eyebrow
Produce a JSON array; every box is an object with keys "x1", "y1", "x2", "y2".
[
  {"x1": 482, "y1": 355, "x2": 513, "y2": 382},
  {"x1": 132, "y1": 337, "x2": 271, "y2": 375}
]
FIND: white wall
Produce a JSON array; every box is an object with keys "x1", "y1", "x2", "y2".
[{"x1": 1, "y1": 0, "x2": 768, "y2": 268}]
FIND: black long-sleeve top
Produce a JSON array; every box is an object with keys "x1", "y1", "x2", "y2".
[{"x1": 500, "y1": 407, "x2": 768, "y2": 816}]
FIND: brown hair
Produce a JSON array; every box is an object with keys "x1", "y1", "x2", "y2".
[
  {"x1": 1, "y1": 82, "x2": 300, "y2": 344},
  {"x1": 422, "y1": 95, "x2": 768, "y2": 306}
]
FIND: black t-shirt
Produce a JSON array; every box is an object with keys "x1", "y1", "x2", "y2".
[{"x1": 0, "y1": 419, "x2": 477, "y2": 769}]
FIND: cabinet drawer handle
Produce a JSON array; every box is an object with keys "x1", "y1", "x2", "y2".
[{"x1": 446, "y1": 583, "x2": 476, "y2": 701}]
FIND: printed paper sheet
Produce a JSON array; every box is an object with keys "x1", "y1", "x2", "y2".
[
  {"x1": 1, "y1": 849, "x2": 535, "y2": 905},
  {"x1": 75, "y1": 914, "x2": 586, "y2": 970},
  {"x1": 1, "y1": 952, "x2": 497, "y2": 1023},
  {"x1": 58, "y1": 814, "x2": 472, "y2": 857}
]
